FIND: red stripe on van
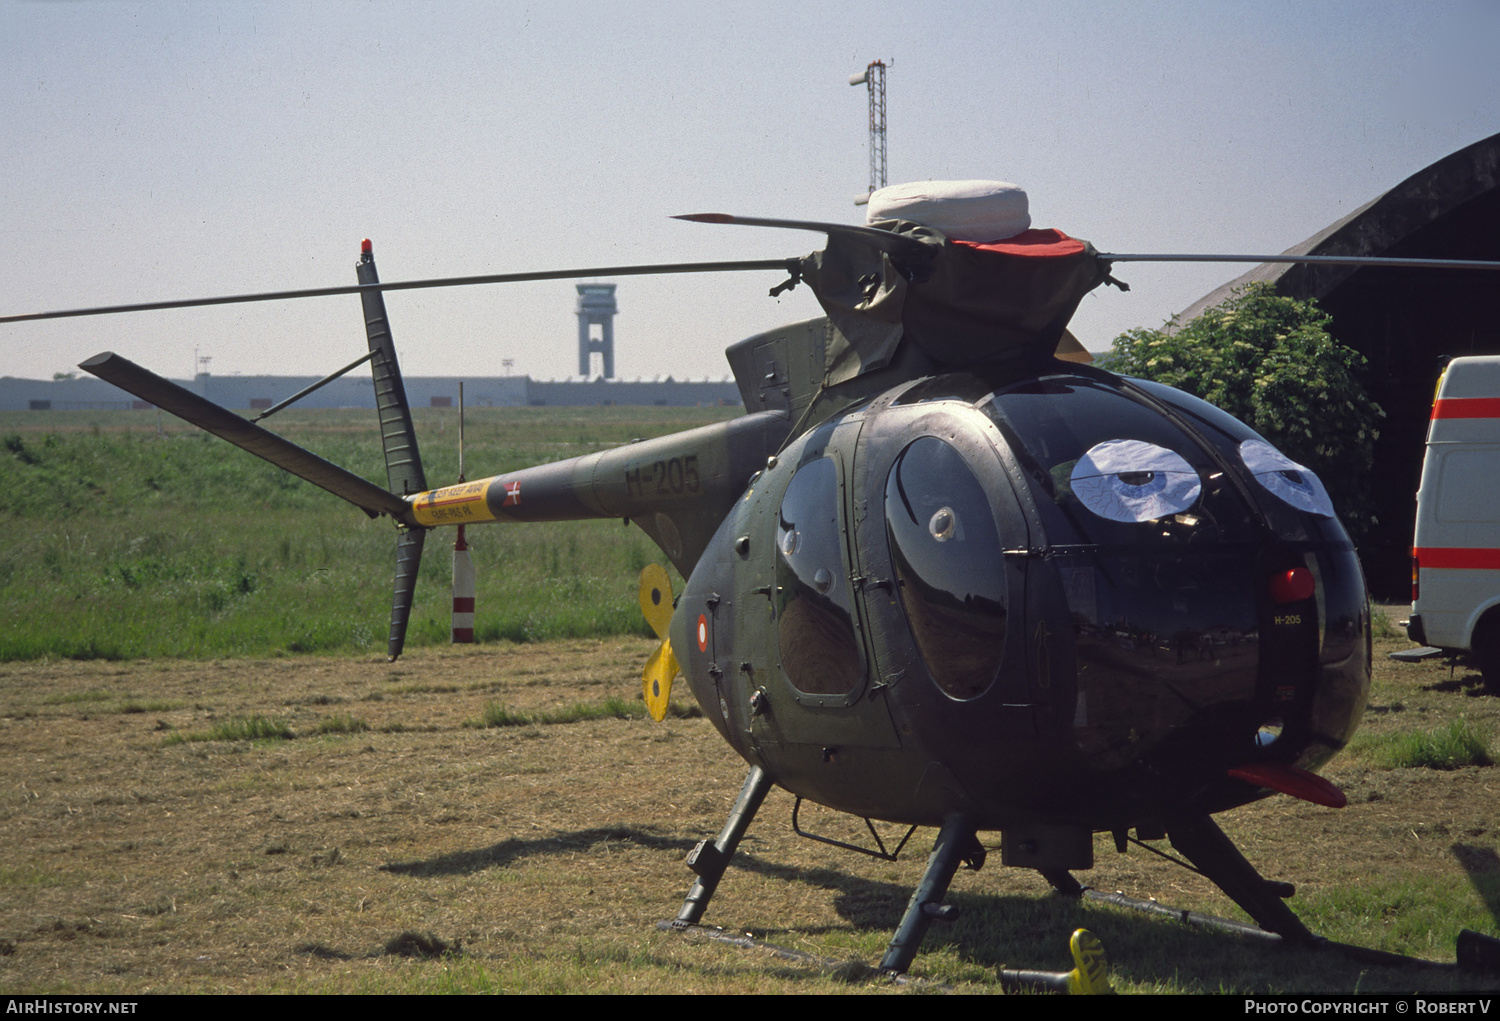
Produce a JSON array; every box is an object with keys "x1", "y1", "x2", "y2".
[
  {"x1": 1431, "y1": 398, "x2": 1500, "y2": 420},
  {"x1": 1415, "y1": 547, "x2": 1500, "y2": 570}
]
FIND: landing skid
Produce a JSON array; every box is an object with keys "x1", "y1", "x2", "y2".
[
  {"x1": 667, "y1": 768, "x2": 1111, "y2": 984},
  {"x1": 1074, "y1": 887, "x2": 1500, "y2": 975},
  {"x1": 1039, "y1": 815, "x2": 1313, "y2": 942},
  {"x1": 667, "y1": 778, "x2": 1499, "y2": 982},
  {"x1": 670, "y1": 765, "x2": 772, "y2": 927},
  {"x1": 1040, "y1": 815, "x2": 1500, "y2": 976},
  {"x1": 660, "y1": 920, "x2": 1113, "y2": 993},
  {"x1": 1165, "y1": 815, "x2": 1314, "y2": 942}
]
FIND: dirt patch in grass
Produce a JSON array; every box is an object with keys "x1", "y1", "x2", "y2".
[
  {"x1": 382, "y1": 930, "x2": 459, "y2": 959},
  {"x1": 1, "y1": 628, "x2": 1498, "y2": 993}
]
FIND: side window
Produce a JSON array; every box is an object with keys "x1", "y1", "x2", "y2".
[
  {"x1": 884, "y1": 437, "x2": 1007, "y2": 700},
  {"x1": 776, "y1": 457, "x2": 862, "y2": 695}
]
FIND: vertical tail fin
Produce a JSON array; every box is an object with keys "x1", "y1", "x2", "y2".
[{"x1": 358, "y1": 240, "x2": 429, "y2": 660}]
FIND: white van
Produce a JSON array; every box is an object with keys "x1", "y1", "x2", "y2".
[{"x1": 1408, "y1": 355, "x2": 1500, "y2": 676}]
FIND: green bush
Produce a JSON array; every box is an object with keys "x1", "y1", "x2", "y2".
[{"x1": 1102, "y1": 284, "x2": 1384, "y2": 539}]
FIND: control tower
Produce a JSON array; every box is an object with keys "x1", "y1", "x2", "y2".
[{"x1": 576, "y1": 283, "x2": 617, "y2": 379}]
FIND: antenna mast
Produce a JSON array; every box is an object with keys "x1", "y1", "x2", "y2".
[{"x1": 849, "y1": 60, "x2": 888, "y2": 205}]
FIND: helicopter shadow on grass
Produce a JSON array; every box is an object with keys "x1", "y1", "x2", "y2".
[
  {"x1": 730, "y1": 857, "x2": 1398, "y2": 990},
  {"x1": 376, "y1": 823, "x2": 922, "y2": 893},
  {"x1": 815, "y1": 875, "x2": 1489, "y2": 991},
  {"x1": 1453, "y1": 843, "x2": 1500, "y2": 928},
  {"x1": 943, "y1": 890, "x2": 1494, "y2": 992},
  {"x1": 375, "y1": 826, "x2": 1446, "y2": 990},
  {"x1": 377, "y1": 825, "x2": 699, "y2": 877}
]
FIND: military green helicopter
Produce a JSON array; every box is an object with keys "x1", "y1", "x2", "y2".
[{"x1": 12, "y1": 180, "x2": 1500, "y2": 979}]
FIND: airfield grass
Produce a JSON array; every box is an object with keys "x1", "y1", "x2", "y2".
[
  {"x1": 0, "y1": 405, "x2": 736, "y2": 661},
  {"x1": 3, "y1": 407, "x2": 1500, "y2": 992},
  {"x1": 1, "y1": 622, "x2": 1498, "y2": 994}
]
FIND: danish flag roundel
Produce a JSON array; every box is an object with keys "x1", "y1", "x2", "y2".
[{"x1": 696, "y1": 614, "x2": 708, "y2": 652}]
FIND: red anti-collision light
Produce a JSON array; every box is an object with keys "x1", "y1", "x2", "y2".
[
  {"x1": 1269, "y1": 567, "x2": 1314, "y2": 604},
  {"x1": 361, "y1": 238, "x2": 373, "y2": 254}
]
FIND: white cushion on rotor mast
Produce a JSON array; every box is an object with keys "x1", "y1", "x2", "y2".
[{"x1": 865, "y1": 180, "x2": 1031, "y2": 242}]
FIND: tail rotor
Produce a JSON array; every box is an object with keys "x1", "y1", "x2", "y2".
[{"x1": 357, "y1": 240, "x2": 430, "y2": 660}]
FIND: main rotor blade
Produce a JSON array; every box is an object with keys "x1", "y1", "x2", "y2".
[
  {"x1": 673, "y1": 213, "x2": 934, "y2": 259},
  {"x1": 1097, "y1": 252, "x2": 1500, "y2": 271},
  {"x1": 2, "y1": 259, "x2": 798, "y2": 325},
  {"x1": 79, "y1": 351, "x2": 415, "y2": 522}
]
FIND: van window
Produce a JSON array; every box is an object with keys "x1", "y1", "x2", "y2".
[{"x1": 1435, "y1": 447, "x2": 1500, "y2": 523}]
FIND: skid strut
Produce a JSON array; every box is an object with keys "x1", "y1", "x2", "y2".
[
  {"x1": 1166, "y1": 814, "x2": 1315, "y2": 943},
  {"x1": 880, "y1": 813, "x2": 983, "y2": 974},
  {"x1": 674, "y1": 765, "x2": 773, "y2": 926}
]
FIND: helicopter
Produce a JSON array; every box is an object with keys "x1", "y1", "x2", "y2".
[{"x1": 12, "y1": 179, "x2": 1500, "y2": 979}]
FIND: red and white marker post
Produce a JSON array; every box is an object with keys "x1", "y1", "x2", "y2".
[{"x1": 452, "y1": 522, "x2": 475, "y2": 643}]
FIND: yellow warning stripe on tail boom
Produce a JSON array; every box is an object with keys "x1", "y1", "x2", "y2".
[{"x1": 411, "y1": 478, "x2": 500, "y2": 526}]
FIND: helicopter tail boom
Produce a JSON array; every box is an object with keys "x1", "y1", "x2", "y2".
[{"x1": 406, "y1": 410, "x2": 789, "y2": 575}]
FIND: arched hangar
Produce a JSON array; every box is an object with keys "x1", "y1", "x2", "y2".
[{"x1": 1177, "y1": 131, "x2": 1500, "y2": 597}]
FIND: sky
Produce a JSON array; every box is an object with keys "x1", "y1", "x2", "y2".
[{"x1": 3, "y1": 1, "x2": 1499, "y2": 384}]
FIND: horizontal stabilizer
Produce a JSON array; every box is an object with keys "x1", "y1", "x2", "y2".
[{"x1": 78, "y1": 351, "x2": 415, "y2": 522}]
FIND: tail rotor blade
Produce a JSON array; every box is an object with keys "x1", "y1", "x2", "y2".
[
  {"x1": 357, "y1": 242, "x2": 427, "y2": 497},
  {"x1": 388, "y1": 528, "x2": 426, "y2": 661}
]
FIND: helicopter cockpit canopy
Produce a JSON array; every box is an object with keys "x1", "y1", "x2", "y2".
[{"x1": 831, "y1": 371, "x2": 1366, "y2": 785}]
